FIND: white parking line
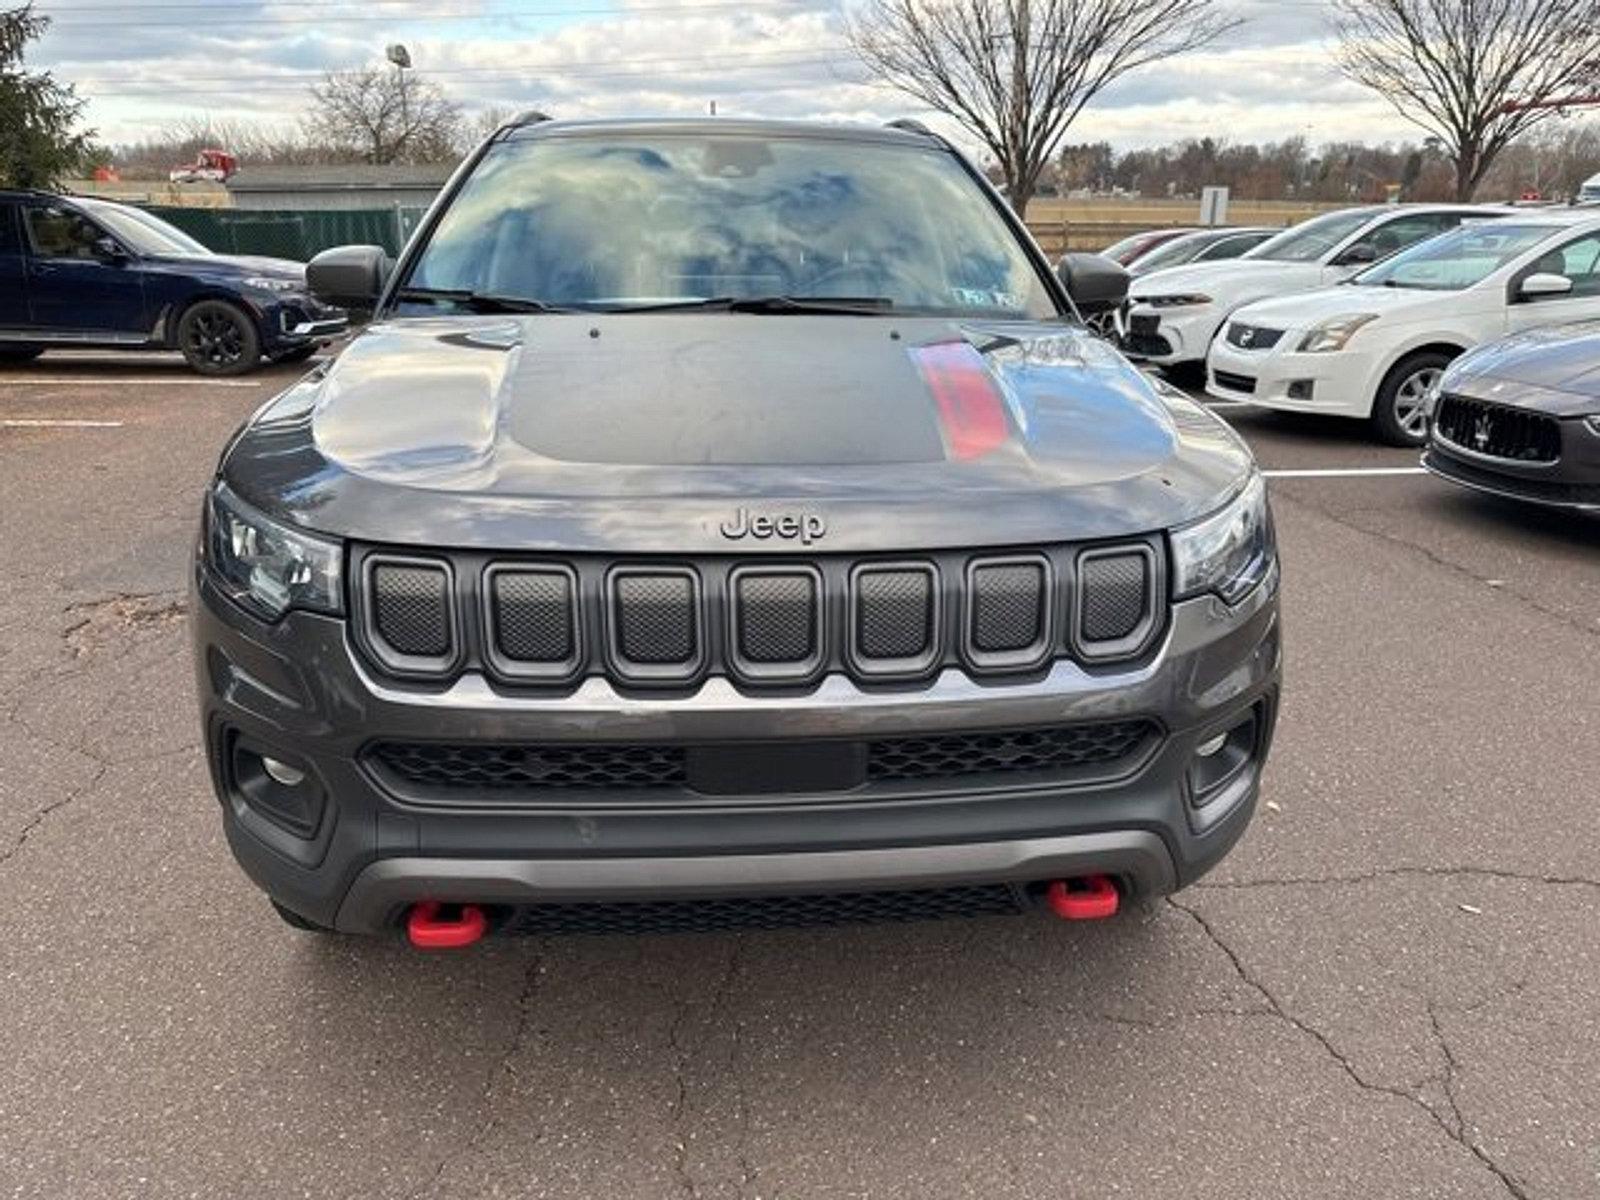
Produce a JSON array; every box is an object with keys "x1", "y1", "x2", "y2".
[
  {"x1": 1, "y1": 418, "x2": 125, "y2": 428},
  {"x1": 0, "y1": 376, "x2": 261, "y2": 388},
  {"x1": 1263, "y1": 467, "x2": 1426, "y2": 479}
]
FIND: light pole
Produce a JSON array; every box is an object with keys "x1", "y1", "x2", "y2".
[{"x1": 386, "y1": 43, "x2": 412, "y2": 162}]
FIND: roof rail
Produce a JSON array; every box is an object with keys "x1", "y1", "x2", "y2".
[{"x1": 885, "y1": 118, "x2": 934, "y2": 137}]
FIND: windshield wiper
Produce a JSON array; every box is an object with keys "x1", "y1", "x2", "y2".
[
  {"x1": 606, "y1": 295, "x2": 895, "y2": 315},
  {"x1": 393, "y1": 287, "x2": 580, "y2": 314}
]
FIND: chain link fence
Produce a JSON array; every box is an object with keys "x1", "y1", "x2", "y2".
[{"x1": 141, "y1": 205, "x2": 429, "y2": 262}]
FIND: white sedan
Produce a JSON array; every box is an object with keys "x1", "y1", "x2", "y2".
[
  {"x1": 1205, "y1": 212, "x2": 1600, "y2": 443},
  {"x1": 1125, "y1": 204, "x2": 1516, "y2": 370}
]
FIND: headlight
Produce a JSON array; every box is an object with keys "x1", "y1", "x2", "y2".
[
  {"x1": 1171, "y1": 473, "x2": 1275, "y2": 605},
  {"x1": 244, "y1": 276, "x2": 303, "y2": 294},
  {"x1": 1297, "y1": 313, "x2": 1379, "y2": 353},
  {"x1": 204, "y1": 483, "x2": 343, "y2": 619},
  {"x1": 1139, "y1": 293, "x2": 1212, "y2": 309}
]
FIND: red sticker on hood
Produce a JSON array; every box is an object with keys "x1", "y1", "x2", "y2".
[{"x1": 911, "y1": 340, "x2": 1009, "y2": 460}]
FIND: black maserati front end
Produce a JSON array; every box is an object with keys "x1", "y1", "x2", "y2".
[{"x1": 1424, "y1": 323, "x2": 1600, "y2": 512}]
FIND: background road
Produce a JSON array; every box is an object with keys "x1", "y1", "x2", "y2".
[{"x1": 1, "y1": 353, "x2": 1596, "y2": 1199}]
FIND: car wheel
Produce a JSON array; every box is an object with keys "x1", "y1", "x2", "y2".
[
  {"x1": 272, "y1": 344, "x2": 319, "y2": 365},
  {"x1": 178, "y1": 300, "x2": 261, "y2": 376},
  {"x1": 1372, "y1": 351, "x2": 1452, "y2": 447},
  {"x1": 0, "y1": 345, "x2": 44, "y2": 364},
  {"x1": 271, "y1": 899, "x2": 334, "y2": 933}
]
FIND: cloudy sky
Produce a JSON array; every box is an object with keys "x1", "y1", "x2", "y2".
[{"x1": 27, "y1": 0, "x2": 1423, "y2": 152}]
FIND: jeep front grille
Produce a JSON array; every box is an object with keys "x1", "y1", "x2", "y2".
[
  {"x1": 351, "y1": 539, "x2": 1167, "y2": 690},
  {"x1": 366, "y1": 718, "x2": 1160, "y2": 801}
]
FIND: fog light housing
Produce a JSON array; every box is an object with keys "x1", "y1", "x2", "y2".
[
  {"x1": 1286, "y1": 379, "x2": 1314, "y2": 401},
  {"x1": 228, "y1": 737, "x2": 324, "y2": 839},
  {"x1": 1187, "y1": 709, "x2": 1260, "y2": 830}
]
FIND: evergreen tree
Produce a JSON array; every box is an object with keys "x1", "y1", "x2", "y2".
[{"x1": 0, "y1": 5, "x2": 93, "y2": 188}]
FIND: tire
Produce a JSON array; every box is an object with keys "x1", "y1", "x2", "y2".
[
  {"x1": 272, "y1": 344, "x2": 319, "y2": 365},
  {"x1": 177, "y1": 299, "x2": 261, "y2": 376},
  {"x1": 1372, "y1": 350, "x2": 1453, "y2": 446},
  {"x1": 271, "y1": 899, "x2": 334, "y2": 933},
  {"x1": 0, "y1": 345, "x2": 44, "y2": 364}
]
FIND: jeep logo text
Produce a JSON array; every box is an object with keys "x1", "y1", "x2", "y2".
[{"x1": 719, "y1": 508, "x2": 826, "y2": 545}]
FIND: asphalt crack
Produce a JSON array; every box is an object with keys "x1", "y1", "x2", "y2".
[
  {"x1": 1197, "y1": 865, "x2": 1600, "y2": 894},
  {"x1": 667, "y1": 937, "x2": 747, "y2": 1200},
  {"x1": 1168, "y1": 897, "x2": 1531, "y2": 1199}
]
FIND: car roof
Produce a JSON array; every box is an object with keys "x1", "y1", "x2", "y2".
[{"x1": 503, "y1": 116, "x2": 947, "y2": 149}]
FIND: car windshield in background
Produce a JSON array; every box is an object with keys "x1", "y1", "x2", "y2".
[
  {"x1": 1246, "y1": 209, "x2": 1376, "y2": 263},
  {"x1": 86, "y1": 203, "x2": 213, "y2": 258},
  {"x1": 403, "y1": 134, "x2": 1058, "y2": 319},
  {"x1": 1352, "y1": 223, "x2": 1556, "y2": 291}
]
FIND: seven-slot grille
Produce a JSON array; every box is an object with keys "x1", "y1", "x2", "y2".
[
  {"x1": 1434, "y1": 394, "x2": 1561, "y2": 464},
  {"x1": 1225, "y1": 322, "x2": 1284, "y2": 351},
  {"x1": 353, "y1": 541, "x2": 1166, "y2": 689}
]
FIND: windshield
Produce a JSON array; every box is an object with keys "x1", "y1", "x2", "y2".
[
  {"x1": 1129, "y1": 232, "x2": 1211, "y2": 274},
  {"x1": 1246, "y1": 209, "x2": 1376, "y2": 263},
  {"x1": 403, "y1": 133, "x2": 1058, "y2": 318},
  {"x1": 1352, "y1": 222, "x2": 1558, "y2": 290},
  {"x1": 87, "y1": 204, "x2": 212, "y2": 257}
]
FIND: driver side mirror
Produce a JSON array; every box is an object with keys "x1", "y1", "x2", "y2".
[
  {"x1": 1519, "y1": 272, "x2": 1573, "y2": 301},
  {"x1": 307, "y1": 245, "x2": 391, "y2": 310},
  {"x1": 92, "y1": 236, "x2": 127, "y2": 263},
  {"x1": 1055, "y1": 252, "x2": 1130, "y2": 318},
  {"x1": 1335, "y1": 242, "x2": 1378, "y2": 267}
]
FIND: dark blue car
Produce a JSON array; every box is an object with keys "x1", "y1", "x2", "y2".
[{"x1": 0, "y1": 191, "x2": 346, "y2": 375}]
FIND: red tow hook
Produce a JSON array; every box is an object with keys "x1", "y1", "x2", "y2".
[
  {"x1": 1046, "y1": 876, "x2": 1120, "y2": 921},
  {"x1": 406, "y1": 901, "x2": 488, "y2": 949}
]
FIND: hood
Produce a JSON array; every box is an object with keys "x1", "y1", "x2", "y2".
[
  {"x1": 151, "y1": 253, "x2": 306, "y2": 281},
  {"x1": 1444, "y1": 321, "x2": 1600, "y2": 416},
  {"x1": 1130, "y1": 257, "x2": 1316, "y2": 300},
  {"x1": 1226, "y1": 282, "x2": 1447, "y2": 330},
  {"x1": 222, "y1": 314, "x2": 1253, "y2": 553}
]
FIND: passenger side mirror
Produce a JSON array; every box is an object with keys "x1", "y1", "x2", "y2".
[
  {"x1": 1519, "y1": 272, "x2": 1573, "y2": 300},
  {"x1": 92, "y1": 236, "x2": 127, "y2": 263},
  {"x1": 307, "y1": 245, "x2": 391, "y2": 310},
  {"x1": 1334, "y1": 242, "x2": 1378, "y2": 267},
  {"x1": 1055, "y1": 252, "x2": 1130, "y2": 318}
]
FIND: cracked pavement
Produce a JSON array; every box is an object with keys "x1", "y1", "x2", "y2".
[{"x1": 1, "y1": 358, "x2": 1597, "y2": 1198}]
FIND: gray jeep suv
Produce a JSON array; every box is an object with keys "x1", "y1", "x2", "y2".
[{"x1": 191, "y1": 116, "x2": 1281, "y2": 945}]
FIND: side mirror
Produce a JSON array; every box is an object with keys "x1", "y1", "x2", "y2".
[
  {"x1": 1056, "y1": 252, "x2": 1130, "y2": 318},
  {"x1": 307, "y1": 245, "x2": 391, "y2": 309},
  {"x1": 1335, "y1": 242, "x2": 1378, "y2": 267},
  {"x1": 92, "y1": 236, "x2": 127, "y2": 263},
  {"x1": 1519, "y1": 271, "x2": 1573, "y2": 300}
]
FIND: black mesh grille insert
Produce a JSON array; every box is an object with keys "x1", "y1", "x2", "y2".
[
  {"x1": 1080, "y1": 553, "x2": 1149, "y2": 642},
  {"x1": 497, "y1": 885, "x2": 1027, "y2": 935},
  {"x1": 491, "y1": 569, "x2": 574, "y2": 662},
  {"x1": 370, "y1": 741, "x2": 687, "y2": 790},
  {"x1": 855, "y1": 567, "x2": 933, "y2": 660},
  {"x1": 867, "y1": 719, "x2": 1154, "y2": 782},
  {"x1": 735, "y1": 571, "x2": 818, "y2": 663},
  {"x1": 1435, "y1": 394, "x2": 1561, "y2": 463},
  {"x1": 370, "y1": 563, "x2": 451, "y2": 658},
  {"x1": 970, "y1": 561, "x2": 1045, "y2": 653},
  {"x1": 613, "y1": 572, "x2": 697, "y2": 665}
]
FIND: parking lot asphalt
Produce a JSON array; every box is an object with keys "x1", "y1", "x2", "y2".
[{"x1": 1, "y1": 352, "x2": 1596, "y2": 1199}]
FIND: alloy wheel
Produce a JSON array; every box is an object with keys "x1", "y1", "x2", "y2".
[{"x1": 1392, "y1": 366, "x2": 1441, "y2": 440}]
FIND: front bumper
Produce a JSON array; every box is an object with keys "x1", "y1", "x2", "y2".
[
  {"x1": 193, "y1": 562, "x2": 1282, "y2": 934},
  {"x1": 261, "y1": 298, "x2": 348, "y2": 351},
  {"x1": 1422, "y1": 435, "x2": 1600, "y2": 511},
  {"x1": 1123, "y1": 305, "x2": 1224, "y2": 366},
  {"x1": 1206, "y1": 340, "x2": 1379, "y2": 417}
]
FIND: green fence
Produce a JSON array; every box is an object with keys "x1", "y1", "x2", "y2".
[{"x1": 142, "y1": 205, "x2": 429, "y2": 262}]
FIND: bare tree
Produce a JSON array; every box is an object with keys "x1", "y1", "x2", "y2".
[
  {"x1": 847, "y1": 0, "x2": 1239, "y2": 212},
  {"x1": 304, "y1": 67, "x2": 463, "y2": 165},
  {"x1": 1334, "y1": 0, "x2": 1600, "y2": 201}
]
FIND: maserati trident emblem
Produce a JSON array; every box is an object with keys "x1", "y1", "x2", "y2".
[
  {"x1": 1472, "y1": 412, "x2": 1493, "y2": 451},
  {"x1": 720, "y1": 507, "x2": 827, "y2": 545}
]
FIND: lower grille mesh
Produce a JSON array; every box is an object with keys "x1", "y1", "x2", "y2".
[
  {"x1": 497, "y1": 885, "x2": 1028, "y2": 935},
  {"x1": 371, "y1": 741, "x2": 688, "y2": 790},
  {"x1": 867, "y1": 719, "x2": 1154, "y2": 782}
]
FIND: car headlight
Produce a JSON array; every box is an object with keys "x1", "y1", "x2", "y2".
[
  {"x1": 1297, "y1": 313, "x2": 1379, "y2": 353},
  {"x1": 1171, "y1": 473, "x2": 1275, "y2": 605},
  {"x1": 1139, "y1": 293, "x2": 1213, "y2": 309},
  {"x1": 204, "y1": 483, "x2": 343, "y2": 619},
  {"x1": 244, "y1": 276, "x2": 304, "y2": 294}
]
